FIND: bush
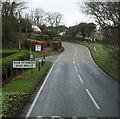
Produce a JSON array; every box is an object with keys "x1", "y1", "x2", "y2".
[
  {"x1": 52, "y1": 41, "x2": 61, "y2": 50},
  {"x1": 27, "y1": 39, "x2": 47, "y2": 51},
  {"x1": 1, "y1": 50, "x2": 29, "y2": 78}
]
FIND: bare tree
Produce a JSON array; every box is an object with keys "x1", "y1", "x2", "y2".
[
  {"x1": 54, "y1": 12, "x2": 63, "y2": 27},
  {"x1": 32, "y1": 8, "x2": 46, "y2": 26},
  {"x1": 80, "y1": 1, "x2": 120, "y2": 28},
  {"x1": 46, "y1": 12, "x2": 63, "y2": 27},
  {"x1": 46, "y1": 12, "x2": 55, "y2": 27},
  {"x1": 1, "y1": 0, "x2": 27, "y2": 17},
  {"x1": 79, "y1": 1, "x2": 120, "y2": 44}
]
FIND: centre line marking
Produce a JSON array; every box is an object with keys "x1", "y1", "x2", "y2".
[
  {"x1": 37, "y1": 116, "x2": 43, "y2": 119},
  {"x1": 75, "y1": 66, "x2": 78, "y2": 72},
  {"x1": 73, "y1": 57, "x2": 75, "y2": 60},
  {"x1": 86, "y1": 89, "x2": 100, "y2": 110},
  {"x1": 73, "y1": 61, "x2": 75, "y2": 64},
  {"x1": 78, "y1": 74, "x2": 83, "y2": 83},
  {"x1": 75, "y1": 53, "x2": 76, "y2": 57}
]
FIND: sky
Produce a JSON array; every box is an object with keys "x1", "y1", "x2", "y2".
[{"x1": 27, "y1": 0, "x2": 95, "y2": 27}]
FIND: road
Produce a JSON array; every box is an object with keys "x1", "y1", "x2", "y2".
[{"x1": 27, "y1": 42, "x2": 119, "y2": 118}]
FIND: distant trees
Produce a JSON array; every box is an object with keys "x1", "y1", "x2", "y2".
[
  {"x1": 46, "y1": 12, "x2": 63, "y2": 27},
  {"x1": 79, "y1": 1, "x2": 120, "y2": 44},
  {"x1": 65, "y1": 22, "x2": 96, "y2": 39},
  {"x1": 28, "y1": 8, "x2": 63, "y2": 27}
]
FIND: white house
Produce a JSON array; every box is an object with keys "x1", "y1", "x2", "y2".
[
  {"x1": 32, "y1": 25, "x2": 41, "y2": 33},
  {"x1": 28, "y1": 19, "x2": 41, "y2": 33}
]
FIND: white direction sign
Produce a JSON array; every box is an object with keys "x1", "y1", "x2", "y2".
[
  {"x1": 35, "y1": 45, "x2": 41, "y2": 51},
  {"x1": 13, "y1": 61, "x2": 36, "y2": 68}
]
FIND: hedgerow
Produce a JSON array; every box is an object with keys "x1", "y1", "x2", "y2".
[
  {"x1": 1, "y1": 50, "x2": 29, "y2": 78},
  {"x1": 27, "y1": 39, "x2": 47, "y2": 51}
]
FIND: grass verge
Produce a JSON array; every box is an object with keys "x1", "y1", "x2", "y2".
[{"x1": 2, "y1": 62, "x2": 51, "y2": 117}]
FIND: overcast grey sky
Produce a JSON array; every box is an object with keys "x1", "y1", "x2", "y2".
[{"x1": 27, "y1": 0, "x2": 95, "y2": 27}]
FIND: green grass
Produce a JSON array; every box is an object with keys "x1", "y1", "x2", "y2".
[
  {"x1": 87, "y1": 43, "x2": 119, "y2": 81},
  {"x1": 1, "y1": 62, "x2": 51, "y2": 117},
  {"x1": 80, "y1": 42, "x2": 119, "y2": 82},
  {"x1": 31, "y1": 50, "x2": 60, "y2": 58},
  {"x1": 3, "y1": 62, "x2": 51, "y2": 93}
]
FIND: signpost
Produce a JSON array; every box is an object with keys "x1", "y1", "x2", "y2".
[
  {"x1": 13, "y1": 61, "x2": 36, "y2": 69},
  {"x1": 35, "y1": 45, "x2": 41, "y2": 51}
]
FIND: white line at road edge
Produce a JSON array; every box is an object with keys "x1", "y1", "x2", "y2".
[
  {"x1": 78, "y1": 74, "x2": 83, "y2": 83},
  {"x1": 86, "y1": 89, "x2": 100, "y2": 110},
  {"x1": 26, "y1": 54, "x2": 62, "y2": 118},
  {"x1": 87, "y1": 47, "x2": 113, "y2": 80}
]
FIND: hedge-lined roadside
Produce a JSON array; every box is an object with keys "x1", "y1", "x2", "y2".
[
  {"x1": 27, "y1": 39, "x2": 62, "y2": 51},
  {"x1": 1, "y1": 50, "x2": 29, "y2": 79},
  {"x1": 27, "y1": 39, "x2": 47, "y2": 51},
  {"x1": 2, "y1": 62, "x2": 51, "y2": 117}
]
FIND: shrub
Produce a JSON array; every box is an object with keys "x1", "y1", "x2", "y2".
[
  {"x1": 52, "y1": 41, "x2": 61, "y2": 50},
  {"x1": 26, "y1": 39, "x2": 47, "y2": 51},
  {"x1": 1, "y1": 50, "x2": 29, "y2": 78}
]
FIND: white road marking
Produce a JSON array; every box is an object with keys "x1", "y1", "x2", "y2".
[
  {"x1": 86, "y1": 89, "x2": 100, "y2": 110},
  {"x1": 78, "y1": 74, "x2": 83, "y2": 83},
  {"x1": 26, "y1": 54, "x2": 62, "y2": 118},
  {"x1": 73, "y1": 61, "x2": 75, "y2": 64},
  {"x1": 73, "y1": 57, "x2": 75, "y2": 60},
  {"x1": 51, "y1": 116, "x2": 64, "y2": 119},
  {"x1": 87, "y1": 47, "x2": 113, "y2": 80},
  {"x1": 75, "y1": 53, "x2": 76, "y2": 57},
  {"x1": 75, "y1": 65, "x2": 78, "y2": 72},
  {"x1": 36, "y1": 116, "x2": 43, "y2": 119}
]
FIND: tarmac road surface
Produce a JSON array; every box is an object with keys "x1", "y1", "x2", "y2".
[{"x1": 26, "y1": 42, "x2": 119, "y2": 118}]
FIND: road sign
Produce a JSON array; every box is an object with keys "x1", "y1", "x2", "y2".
[
  {"x1": 13, "y1": 61, "x2": 36, "y2": 68},
  {"x1": 35, "y1": 45, "x2": 41, "y2": 51},
  {"x1": 30, "y1": 54, "x2": 34, "y2": 59}
]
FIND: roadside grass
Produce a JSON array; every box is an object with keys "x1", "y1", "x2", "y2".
[
  {"x1": 31, "y1": 50, "x2": 61, "y2": 58},
  {"x1": 79, "y1": 42, "x2": 119, "y2": 82},
  {"x1": 3, "y1": 62, "x2": 51, "y2": 93},
  {"x1": 87, "y1": 43, "x2": 118, "y2": 81},
  {"x1": 2, "y1": 62, "x2": 51, "y2": 117}
]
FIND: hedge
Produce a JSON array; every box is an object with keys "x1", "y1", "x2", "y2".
[
  {"x1": 52, "y1": 41, "x2": 61, "y2": 50},
  {"x1": 27, "y1": 39, "x2": 47, "y2": 51},
  {"x1": 1, "y1": 50, "x2": 29, "y2": 78}
]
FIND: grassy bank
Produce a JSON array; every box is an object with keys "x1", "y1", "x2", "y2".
[
  {"x1": 2, "y1": 62, "x2": 51, "y2": 117},
  {"x1": 84, "y1": 43, "x2": 119, "y2": 82},
  {"x1": 63, "y1": 40, "x2": 119, "y2": 82},
  {"x1": 32, "y1": 50, "x2": 60, "y2": 58}
]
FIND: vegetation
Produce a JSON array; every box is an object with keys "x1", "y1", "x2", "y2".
[
  {"x1": 1, "y1": 50, "x2": 29, "y2": 78},
  {"x1": 63, "y1": 22, "x2": 96, "y2": 41},
  {"x1": 2, "y1": 0, "x2": 33, "y2": 47},
  {"x1": 83, "y1": 43, "x2": 119, "y2": 81},
  {"x1": 79, "y1": 2, "x2": 119, "y2": 44},
  {"x1": 2, "y1": 62, "x2": 51, "y2": 117}
]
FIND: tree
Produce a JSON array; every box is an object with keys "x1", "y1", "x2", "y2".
[
  {"x1": 46, "y1": 12, "x2": 63, "y2": 27},
  {"x1": 77, "y1": 22, "x2": 96, "y2": 37},
  {"x1": 2, "y1": 0, "x2": 28, "y2": 43},
  {"x1": 79, "y1": 1, "x2": 120, "y2": 44},
  {"x1": 2, "y1": 0, "x2": 27, "y2": 17},
  {"x1": 33, "y1": 8, "x2": 46, "y2": 26}
]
